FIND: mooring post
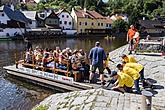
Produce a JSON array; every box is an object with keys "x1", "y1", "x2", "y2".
[
  {"x1": 15, "y1": 50, "x2": 18, "y2": 68},
  {"x1": 141, "y1": 90, "x2": 153, "y2": 110}
]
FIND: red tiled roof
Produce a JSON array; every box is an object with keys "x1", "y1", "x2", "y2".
[
  {"x1": 105, "y1": 17, "x2": 113, "y2": 24},
  {"x1": 74, "y1": 9, "x2": 104, "y2": 19}
]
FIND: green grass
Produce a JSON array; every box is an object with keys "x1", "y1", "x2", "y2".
[{"x1": 35, "y1": 105, "x2": 49, "y2": 110}]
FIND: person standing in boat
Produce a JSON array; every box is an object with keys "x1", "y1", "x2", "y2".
[
  {"x1": 24, "y1": 37, "x2": 32, "y2": 50},
  {"x1": 127, "y1": 25, "x2": 137, "y2": 54},
  {"x1": 88, "y1": 41, "x2": 107, "y2": 85}
]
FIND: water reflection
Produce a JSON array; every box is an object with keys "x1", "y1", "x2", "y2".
[{"x1": 0, "y1": 37, "x2": 126, "y2": 110}]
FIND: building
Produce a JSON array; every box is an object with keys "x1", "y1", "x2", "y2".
[
  {"x1": 56, "y1": 9, "x2": 73, "y2": 30},
  {"x1": 139, "y1": 20, "x2": 165, "y2": 35},
  {"x1": 71, "y1": 8, "x2": 112, "y2": 34},
  {"x1": 0, "y1": 4, "x2": 30, "y2": 38},
  {"x1": 22, "y1": 11, "x2": 37, "y2": 28},
  {"x1": 36, "y1": 10, "x2": 60, "y2": 29},
  {"x1": 110, "y1": 14, "x2": 128, "y2": 22}
]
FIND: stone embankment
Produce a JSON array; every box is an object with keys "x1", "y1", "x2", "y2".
[{"x1": 34, "y1": 45, "x2": 165, "y2": 110}]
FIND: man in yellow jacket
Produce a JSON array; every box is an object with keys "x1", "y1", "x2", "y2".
[
  {"x1": 117, "y1": 63, "x2": 140, "y2": 94},
  {"x1": 123, "y1": 62, "x2": 144, "y2": 81},
  {"x1": 111, "y1": 71, "x2": 134, "y2": 93},
  {"x1": 121, "y1": 54, "x2": 137, "y2": 63}
]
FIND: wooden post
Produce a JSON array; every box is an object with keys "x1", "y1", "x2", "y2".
[
  {"x1": 15, "y1": 50, "x2": 18, "y2": 68},
  {"x1": 32, "y1": 53, "x2": 35, "y2": 69},
  {"x1": 54, "y1": 57, "x2": 56, "y2": 74},
  {"x1": 66, "y1": 60, "x2": 69, "y2": 77},
  {"x1": 23, "y1": 51, "x2": 25, "y2": 63},
  {"x1": 141, "y1": 90, "x2": 153, "y2": 110}
]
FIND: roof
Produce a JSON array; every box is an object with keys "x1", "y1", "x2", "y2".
[
  {"x1": 74, "y1": 9, "x2": 105, "y2": 19},
  {"x1": 22, "y1": 11, "x2": 37, "y2": 20},
  {"x1": 3, "y1": 5, "x2": 31, "y2": 24},
  {"x1": 139, "y1": 20, "x2": 164, "y2": 29},
  {"x1": 37, "y1": 11, "x2": 52, "y2": 20},
  {"x1": 104, "y1": 17, "x2": 113, "y2": 24},
  {"x1": 0, "y1": 5, "x2": 4, "y2": 11}
]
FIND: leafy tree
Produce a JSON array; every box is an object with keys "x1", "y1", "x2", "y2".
[{"x1": 112, "y1": 19, "x2": 128, "y2": 33}]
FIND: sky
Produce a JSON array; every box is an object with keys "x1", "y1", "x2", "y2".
[{"x1": 102, "y1": 0, "x2": 109, "y2": 3}]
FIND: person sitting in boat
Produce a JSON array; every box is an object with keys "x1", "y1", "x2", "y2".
[
  {"x1": 77, "y1": 49, "x2": 90, "y2": 80},
  {"x1": 35, "y1": 49, "x2": 43, "y2": 66},
  {"x1": 53, "y1": 46, "x2": 61, "y2": 59},
  {"x1": 71, "y1": 50, "x2": 85, "y2": 81},
  {"x1": 42, "y1": 53, "x2": 49, "y2": 67},
  {"x1": 25, "y1": 48, "x2": 33, "y2": 64},
  {"x1": 58, "y1": 49, "x2": 68, "y2": 70}
]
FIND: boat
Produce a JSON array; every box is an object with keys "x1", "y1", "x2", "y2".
[{"x1": 3, "y1": 53, "x2": 99, "y2": 91}]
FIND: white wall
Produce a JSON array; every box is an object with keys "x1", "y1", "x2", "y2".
[
  {"x1": 0, "y1": 28, "x2": 25, "y2": 36},
  {"x1": 70, "y1": 9, "x2": 78, "y2": 30},
  {"x1": 27, "y1": 20, "x2": 37, "y2": 29},
  {"x1": 63, "y1": 30, "x2": 77, "y2": 35},
  {"x1": 0, "y1": 12, "x2": 10, "y2": 24},
  {"x1": 58, "y1": 12, "x2": 73, "y2": 30}
]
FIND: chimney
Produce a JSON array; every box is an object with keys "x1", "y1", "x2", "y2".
[
  {"x1": 84, "y1": 8, "x2": 87, "y2": 12},
  {"x1": 143, "y1": 17, "x2": 145, "y2": 20}
]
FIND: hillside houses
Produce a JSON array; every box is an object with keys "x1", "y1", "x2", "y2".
[
  {"x1": 71, "y1": 8, "x2": 112, "y2": 34},
  {"x1": 139, "y1": 20, "x2": 165, "y2": 35},
  {"x1": 0, "y1": 4, "x2": 31, "y2": 38}
]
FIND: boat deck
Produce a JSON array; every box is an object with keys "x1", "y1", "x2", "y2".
[{"x1": 4, "y1": 65, "x2": 111, "y2": 91}]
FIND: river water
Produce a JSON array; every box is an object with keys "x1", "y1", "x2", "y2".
[{"x1": 0, "y1": 37, "x2": 126, "y2": 110}]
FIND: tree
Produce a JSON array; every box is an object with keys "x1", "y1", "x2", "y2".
[{"x1": 112, "y1": 19, "x2": 128, "y2": 33}]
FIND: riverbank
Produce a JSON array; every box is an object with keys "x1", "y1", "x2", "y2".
[{"x1": 33, "y1": 44, "x2": 165, "y2": 110}]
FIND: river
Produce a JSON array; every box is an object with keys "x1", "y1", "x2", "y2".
[{"x1": 0, "y1": 37, "x2": 126, "y2": 110}]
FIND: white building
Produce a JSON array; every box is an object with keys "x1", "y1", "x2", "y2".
[
  {"x1": 110, "y1": 14, "x2": 128, "y2": 22},
  {"x1": 56, "y1": 9, "x2": 73, "y2": 30},
  {"x1": 22, "y1": 11, "x2": 37, "y2": 28},
  {"x1": 0, "y1": 5, "x2": 30, "y2": 39},
  {"x1": 0, "y1": 5, "x2": 10, "y2": 24}
]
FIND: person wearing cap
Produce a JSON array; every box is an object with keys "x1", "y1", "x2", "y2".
[
  {"x1": 88, "y1": 41, "x2": 106, "y2": 85},
  {"x1": 111, "y1": 71, "x2": 134, "y2": 93},
  {"x1": 127, "y1": 25, "x2": 137, "y2": 54},
  {"x1": 122, "y1": 62, "x2": 144, "y2": 81},
  {"x1": 116, "y1": 63, "x2": 141, "y2": 94},
  {"x1": 121, "y1": 54, "x2": 137, "y2": 63}
]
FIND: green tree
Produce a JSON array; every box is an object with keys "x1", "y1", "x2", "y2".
[{"x1": 112, "y1": 19, "x2": 128, "y2": 33}]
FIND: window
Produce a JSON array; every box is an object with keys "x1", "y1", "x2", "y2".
[
  {"x1": 85, "y1": 22, "x2": 87, "y2": 25},
  {"x1": 79, "y1": 22, "x2": 81, "y2": 25},
  {"x1": 101, "y1": 23, "x2": 103, "y2": 26},
  {"x1": 69, "y1": 22, "x2": 71, "y2": 25},
  {"x1": 60, "y1": 21, "x2": 62, "y2": 24},
  {"x1": 98, "y1": 23, "x2": 100, "y2": 26},
  {"x1": 64, "y1": 21, "x2": 67, "y2": 25},
  {"x1": 49, "y1": 20, "x2": 51, "y2": 23},
  {"x1": 2, "y1": 13, "x2": 4, "y2": 16},
  {"x1": 67, "y1": 15, "x2": 69, "y2": 18},
  {"x1": 85, "y1": 15, "x2": 88, "y2": 18},
  {"x1": 109, "y1": 24, "x2": 111, "y2": 27},
  {"x1": 91, "y1": 22, "x2": 94, "y2": 26},
  {"x1": 106, "y1": 24, "x2": 108, "y2": 27},
  {"x1": 62, "y1": 15, "x2": 64, "y2": 18}
]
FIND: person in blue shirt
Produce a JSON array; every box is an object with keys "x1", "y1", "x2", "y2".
[{"x1": 88, "y1": 41, "x2": 107, "y2": 85}]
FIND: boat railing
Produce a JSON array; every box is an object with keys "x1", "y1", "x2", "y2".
[{"x1": 14, "y1": 51, "x2": 81, "y2": 81}]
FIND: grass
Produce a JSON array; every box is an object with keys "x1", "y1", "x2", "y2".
[{"x1": 35, "y1": 105, "x2": 49, "y2": 110}]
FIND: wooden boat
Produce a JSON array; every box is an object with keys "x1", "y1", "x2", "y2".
[
  {"x1": 3, "y1": 52, "x2": 101, "y2": 91},
  {"x1": 3, "y1": 63, "x2": 95, "y2": 91}
]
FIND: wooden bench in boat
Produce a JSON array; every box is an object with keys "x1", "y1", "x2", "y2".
[{"x1": 21, "y1": 62, "x2": 82, "y2": 82}]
